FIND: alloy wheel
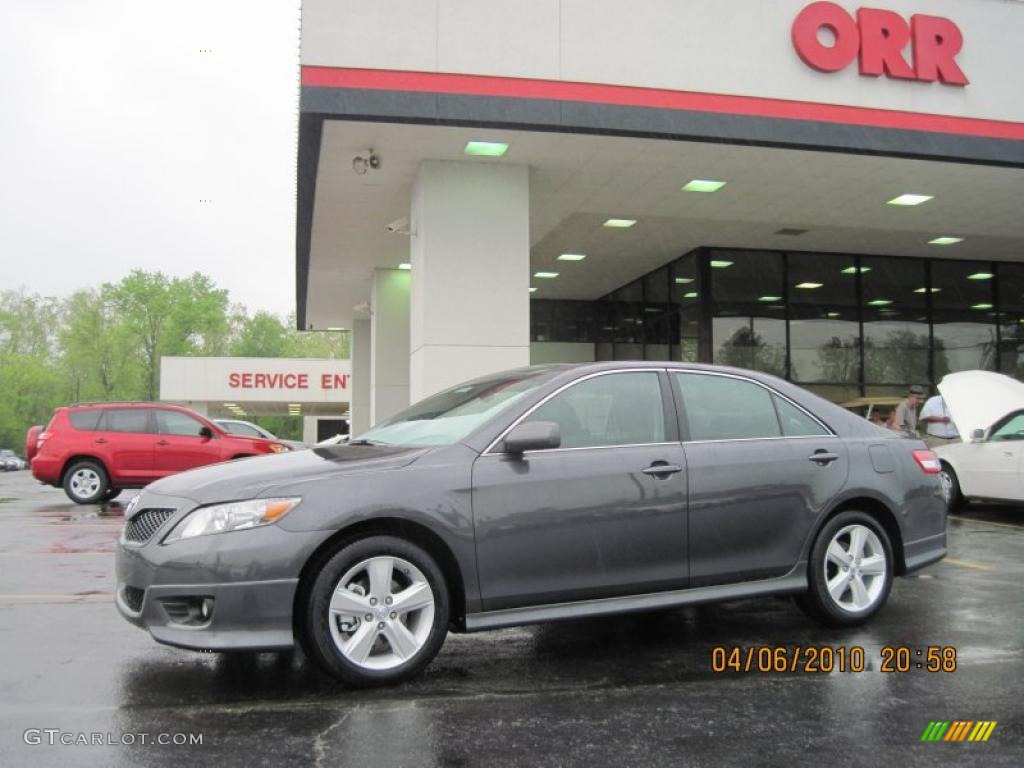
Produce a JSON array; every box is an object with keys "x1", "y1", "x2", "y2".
[
  {"x1": 326, "y1": 555, "x2": 436, "y2": 671},
  {"x1": 823, "y1": 524, "x2": 888, "y2": 613}
]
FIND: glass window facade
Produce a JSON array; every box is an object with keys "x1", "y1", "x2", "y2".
[{"x1": 530, "y1": 247, "x2": 1024, "y2": 401}]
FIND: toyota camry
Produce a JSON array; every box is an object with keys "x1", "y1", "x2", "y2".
[{"x1": 116, "y1": 362, "x2": 947, "y2": 686}]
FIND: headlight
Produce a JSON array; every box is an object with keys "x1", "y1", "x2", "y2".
[
  {"x1": 269, "y1": 443, "x2": 289, "y2": 453},
  {"x1": 163, "y1": 497, "x2": 301, "y2": 542}
]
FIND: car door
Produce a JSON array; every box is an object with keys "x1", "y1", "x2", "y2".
[
  {"x1": 153, "y1": 409, "x2": 221, "y2": 476},
  {"x1": 954, "y1": 412, "x2": 1024, "y2": 501},
  {"x1": 472, "y1": 369, "x2": 688, "y2": 611},
  {"x1": 95, "y1": 408, "x2": 156, "y2": 482},
  {"x1": 672, "y1": 372, "x2": 849, "y2": 586}
]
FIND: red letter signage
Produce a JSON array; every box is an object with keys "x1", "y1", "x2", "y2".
[
  {"x1": 910, "y1": 14, "x2": 968, "y2": 85},
  {"x1": 792, "y1": 1, "x2": 861, "y2": 73},
  {"x1": 792, "y1": 3, "x2": 968, "y2": 86}
]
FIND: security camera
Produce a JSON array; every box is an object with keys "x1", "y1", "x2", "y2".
[
  {"x1": 385, "y1": 217, "x2": 411, "y2": 235},
  {"x1": 352, "y1": 149, "x2": 381, "y2": 175}
]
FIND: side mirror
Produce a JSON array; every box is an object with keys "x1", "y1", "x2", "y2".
[
  {"x1": 503, "y1": 421, "x2": 561, "y2": 455},
  {"x1": 199, "y1": 426, "x2": 214, "y2": 440},
  {"x1": 971, "y1": 428, "x2": 985, "y2": 443}
]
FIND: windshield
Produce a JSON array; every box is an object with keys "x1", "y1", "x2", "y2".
[{"x1": 357, "y1": 368, "x2": 558, "y2": 446}]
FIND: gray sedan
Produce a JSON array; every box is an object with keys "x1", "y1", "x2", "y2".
[{"x1": 116, "y1": 363, "x2": 947, "y2": 686}]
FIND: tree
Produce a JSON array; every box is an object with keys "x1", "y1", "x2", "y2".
[
  {"x1": 230, "y1": 311, "x2": 292, "y2": 358},
  {"x1": 0, "y1": 291, "x2": 65, "y2": 449},
  {"x1": 106, "y1": 270, "x2": 229, "y2": 400}
]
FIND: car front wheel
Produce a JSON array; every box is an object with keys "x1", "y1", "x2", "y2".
[
  {"x1": 62, "y1": 460, "x2": 110, "y2": 505},
  {"x1": 303, "y1": 536, "x2": 450, "y2": 687},
  {"x1": 797, "y1": 511, "x2": 894, "y2": 627}
]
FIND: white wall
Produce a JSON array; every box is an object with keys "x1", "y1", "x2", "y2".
[{"x1": 303, "y1": 0, "x2": 1024, "y2": 123}]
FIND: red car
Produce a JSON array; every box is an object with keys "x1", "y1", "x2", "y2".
[{"x1": 30, "y1": 403, "x2": 291, "y2": 504}]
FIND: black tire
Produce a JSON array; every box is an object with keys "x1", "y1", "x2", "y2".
[
  {"x1": 796, "y1": 511, "x2": 894, "y2": 628},
  {"x1": 62, "y1": 460, "x2": 110, "y2": 505},
  {"x1": 303, "y1": 536, "x2": 450, "y2": 687},
  {"x1": 102, "y1": 488, "x2": 122, "y2": 502},
  {"x1": 939, "y1": 462, "x2": 964, "y2": 511}
]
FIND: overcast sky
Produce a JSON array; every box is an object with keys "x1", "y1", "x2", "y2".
[{"x1": 1, "y1": 0, "x2": 301, "y2": 318}]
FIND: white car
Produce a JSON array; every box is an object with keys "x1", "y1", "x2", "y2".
[
  {"x1": 935, "y1": 370, "x2": 1024, "y2": 508},
  {"x1": 213, "y1": 419, "x2": 307, "y2": 451}
]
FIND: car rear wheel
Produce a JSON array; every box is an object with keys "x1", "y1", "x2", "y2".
[
  {"x1": 303, "y1": 536, "x2": 449, "y2": 687},
  {"x1": 62, "y1": 460, "x2": 110, "y2": 505},
  {"x1": 938, "y1": 463, "x2": 963, "y2": 511},
  {"x1": 797, "y1": 511, "x2": 894, "y2": 628}
]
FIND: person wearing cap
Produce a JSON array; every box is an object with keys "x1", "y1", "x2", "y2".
[
  {"x1": 890, "y1": 384, "x2": 925, "y2": 437},
  {"x1": 919, "y1": 393, "x2": 960, "y2": 448}
]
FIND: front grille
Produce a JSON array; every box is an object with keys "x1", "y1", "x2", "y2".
[
  {"x1": 122, "y1": 585, "x2": 144, "y2": 612},
  {"x1": 124, "y1": 508, "x2": 175, "y2": 543}
]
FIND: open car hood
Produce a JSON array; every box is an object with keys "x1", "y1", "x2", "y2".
[{"x1": 938, "y1": 370, "x2": 1024, "y2": 437}]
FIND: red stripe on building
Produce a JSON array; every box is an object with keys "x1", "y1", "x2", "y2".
[{"x1": 302, "y1": 66, "x2": 1024, "y2": 142}]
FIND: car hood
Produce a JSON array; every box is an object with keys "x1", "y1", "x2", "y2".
[
  {"x1": 938, "y1": 370, "x2": 1024, "y2": 437},
  {"x1": 144, "y1": 443, "x2": 432, "y2": 503}
]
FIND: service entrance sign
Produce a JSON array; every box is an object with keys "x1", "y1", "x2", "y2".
[{"x1": 160, "y1": 356, "x2": 352, "y2": 405}]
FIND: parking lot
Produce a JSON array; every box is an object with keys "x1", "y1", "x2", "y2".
[{"x1": 0, "y1": 469, "x2": 1020, "y2": 768}]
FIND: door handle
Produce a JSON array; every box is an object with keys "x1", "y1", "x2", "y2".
[
  {"x1": 642, "y1": 462, "x2": 683, "y2": 477},
  {"x1": 808, "y1": 450, "x2": 839, "y2": 465},
  {"x1": 156, "y1": 440, "x2": 170, "y2": 446},
  {"x1": 94, "y1": 438, "x2": 108, "y2": 445}
]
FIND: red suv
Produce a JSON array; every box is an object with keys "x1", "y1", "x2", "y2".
[{"x1": 30, "y1": 403, "x2": 291, "y2": 504}]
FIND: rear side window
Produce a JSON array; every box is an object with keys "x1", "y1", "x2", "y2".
[
  {"x1": 69, "y1": 410, "x2": 103, "y2": 431},
  {"x1": 773, "y1": 395, "x2": 829, "y2": 437},
  {"x1": 100, "y1": 409, "x2": 153, "y2": 434},
  {"x1": 674, "y1": 373, "x2": 781, "y2": 441}
]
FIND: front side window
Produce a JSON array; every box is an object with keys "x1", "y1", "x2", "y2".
[
  {"x1": 674, "y1": 373, "x2": 780, "y2": 441},
  {"x1": 156, "y1": 410, "x2": 207, "y2": 437},
  {"x1": 522, "y1": 372, "x2": 665, "y2": 449},
  {"x1": 101, "y1": 409, "x2": 153, "y2": 434},
  {"x1": 359, "y1": 368, "x2": 558, "y2": 446}
]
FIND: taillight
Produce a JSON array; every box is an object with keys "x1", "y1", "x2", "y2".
[
  {"x1": 912, "y1": 449, "x2": 941, "y2": 474},
  {"x1": 36, "y1": 431, "x2": 52, "y2": 449}
]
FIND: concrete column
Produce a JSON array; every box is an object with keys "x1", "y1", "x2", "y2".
[
  {"x1": 370, "y1": 269, "x2": 410, "y2": 425},
  {"x1": 410, "y1": 160, "x2": 530, "y2": 402},
  {"x1": 350, "y1": 318, "x2": 372, "y2": 435}
]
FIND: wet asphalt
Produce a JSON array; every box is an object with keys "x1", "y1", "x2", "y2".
[{"x1": 0, "y1": 470, "x2": 1021, "y2": 768}]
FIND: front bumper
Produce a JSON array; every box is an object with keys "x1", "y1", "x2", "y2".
[
  {"x1": 115, "y1": 576, "x2": 298, "y2": 651},
  {"x1": 115, "y1": 490, "x2": 329, "y2": 651}
]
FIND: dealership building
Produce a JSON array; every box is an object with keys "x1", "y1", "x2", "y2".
[{"x1": 296, "y1": 0, "x2": 1024, "y2": 432}]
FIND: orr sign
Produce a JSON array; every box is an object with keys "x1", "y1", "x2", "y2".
[{"x1": 792, "y1": 2, "x2": 968, "y2": 86}]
